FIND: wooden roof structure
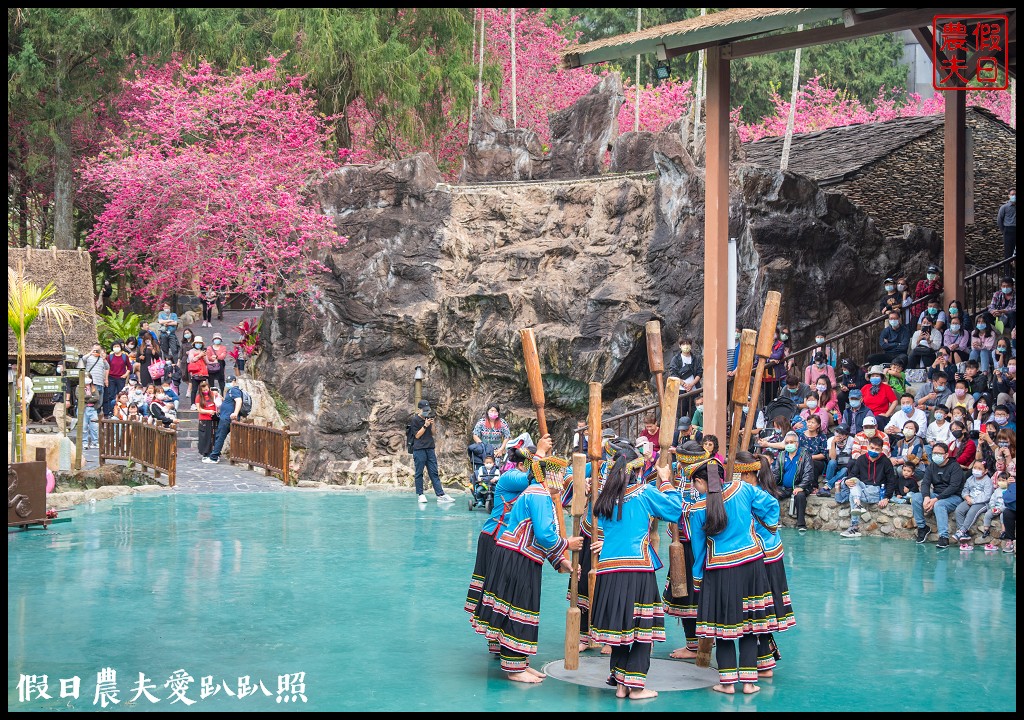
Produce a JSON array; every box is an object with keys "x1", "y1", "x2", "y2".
[{"x1": 7, "y1": 247, "x2": 99, "y2": 362}]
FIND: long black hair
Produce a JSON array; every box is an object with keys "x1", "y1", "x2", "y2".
[
  {"x1": 693, "y1": 460, "x2": 728, "y2": 536},
  {"x1": 736, "y1": 450, "x2": 780, "y2": 499},
  {"x1": 594, "y1": 446, "x2": 639, "y2": 521}
]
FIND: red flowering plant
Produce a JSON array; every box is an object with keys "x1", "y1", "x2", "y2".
[{"x1": 232, "y1": 317, "x2": 262, "y2": 360}]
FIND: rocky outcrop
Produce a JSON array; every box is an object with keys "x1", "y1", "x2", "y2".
[
  {"x1": 460, "y1": 108, "x2": 547, "y2": 183},
  {"x1": 261, "y1": 147, "x2": 939, "y2": 484},
  {"x1": 547, "y1": 73, "x2": 625, "y2": 179}
]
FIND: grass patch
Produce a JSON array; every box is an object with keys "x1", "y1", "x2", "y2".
[{"x1": 267, "y1": 384, "x2": 292, "y2": 420}]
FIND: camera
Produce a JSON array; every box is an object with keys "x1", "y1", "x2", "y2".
[
  {"x1": 422, "y1": 409, "x2": 434, "y2": 419},
  {"x1": 968, "y1": 429, "x2": 981, "y2": 441}
]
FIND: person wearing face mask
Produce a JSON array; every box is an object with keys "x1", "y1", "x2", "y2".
[
  {"x1": 942, "y1": 313, "x2": 971, "y2": 364},
  {"x1": 908, "y1": 318, "x2": 942, "y2": 369},
  {"x1": 943, "y1": 379, "x2": 975, "y2": 415},
  {"x1": 781, "y1": 375, "x2": 812, "y2": 410},
  {"x1": 991, "y1": 339, "x2": 1013, "y2": 377},
  {"x1": 772, "y1": 431, "x2": 814, "y2": 531},
  {"x1": 992, "y1": 357, "x2": 1016, "y2": 408},
  {"x1": 946, "y1": 420, "x2": 977, "y2": 470},
  {"x1": 836, "y1": 358, "x2": 865, "y2": 413},
  {"x1": 206, "y1": 332, "x2": 228, "y2": 394},
  {"x1": 987, "y1": 276, "x2": 1016, "y2": 334},
  {"x1": 969, "y1": 312, "x2": 997, "y2": 373},
  {"x1": 799, "y1": 391, "x2": 830, "y2": 434},
  {"x1": 894, "y1": 277, "x2": 914, "y2": 325},
  {"x1": 971, "y1": 395, "x2": 994, "y2": 432},
  {"x1": 803, "y1": 351, "x2": 835, "y2": 388},
  {"x1": 879, "y1": 277, "x2": 901, "y2": 316},
  {"x1": 868, "y1": 311, "x2": 909, "y2": 365},
  {"x1": 860, "y1": 366, "x2": 898, "y2": 428},
  {"x1": 668, "y1": 336, "x2": 703, "y2": 415},
  {"x1": 911, "y1": 442, "x2": 966, "y2": 548},
  {"x1": 185, "y1": 335, "x2": 209, "y2": 409},
  {"x1": 915, "y1": 373, "x2": 952, "y2": 415},
  {"x1": 840, "y1": 436, "x2": 898, "y2": 534},
  {"x1": 822, "y1": 424, "x2": 854, "y2": 494},
  {"x1": 996, "y1": 187, "x2": 1016, "y2": 261},
  {"x1": 911, "y1": 265, "x2": 943, "y2": 319},
  {"x1": 852, "y1": 415, "x2": 890, "y2": 459},
  {"x1": 925, "y1": 406, "x2": 953, "y2": 446},
  {"x1": 104, "y1": 341, "x2": 132, "y2": 417},
  {"x1": 884, "y1": 394, "x2": 928, "y2": 440},
  {"x1": 889, "y1": 420, "x2": 925, "y2": 472},
  {"x1": 841, "y1": 389, "x2": 874, "y2": 434},
  {"x1": 472, "y1": 404, "x2": 512, "y2": 465},
  {"x1": 758, "y1": 328, "x2": 788, "y2": 403},
  {"x1": 981, "y1": 473, "x2": 1013, "y2": 551},
  {"x1": 814, "y1": 376, "x2": 840, "y2": 424},
  {"x1": 916, "y1": 298, "x2": 947, "y2": 332},
  {"x1": 950, "y1": 461, "x2": 994, "y2": 547},
  {"x1": 812, "y1": 331, "x2": 837, "y2": 369}
]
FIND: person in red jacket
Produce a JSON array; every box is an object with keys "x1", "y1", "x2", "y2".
[
  {"x1": 861, "y1": 365, "x2": 898, "y2": 429},
  {"x1": 912, "y1": 265, "x2": 943, "y2": 318},
  {"x1": 946, "y1": 420, "x2": 977, "y2": 470}
]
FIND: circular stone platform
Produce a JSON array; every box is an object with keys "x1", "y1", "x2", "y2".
[{"x1": 543, "y1": 656, "x2": 719, "y2": 691}]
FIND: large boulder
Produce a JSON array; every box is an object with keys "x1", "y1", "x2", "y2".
[
  {"x1": 460, "y1": 108, "x2": 547, "y2": 183},
  {"x1": 547, "y1": 73, "x2": 625, "y2": 179}
]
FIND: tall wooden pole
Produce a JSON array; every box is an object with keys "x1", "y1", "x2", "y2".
[
  {"x1": 564, "y1": 452, "x2": 588, "y2": 670},
  {"x1": 943, "y1": 89, "x2": 966, "y2": 308},
  {"x1": 741, "y1": 291, "x2": 782, "y2": 450},
  {"x1": 725, "y1": 330, "x2": 758, "y2": 482},
  {"x1": 645, "y1": 320, "x2": 666, "y2": 406},
  {"x1": 586, "y1": 382, "x2": 602, "y2": 615}
]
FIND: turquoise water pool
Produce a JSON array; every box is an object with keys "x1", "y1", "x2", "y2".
[{"x1": 8, "y1": 492, "x2": 1017, "y2": 711}]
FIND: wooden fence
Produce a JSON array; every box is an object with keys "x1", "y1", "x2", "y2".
[
  {"x1": 229, "y1": 420, "x2": 298, "y2": 485},
  {"x1": 99, "y1": 420, "x2": 177, "y2": 487}
]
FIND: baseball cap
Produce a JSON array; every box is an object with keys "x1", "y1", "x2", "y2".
[
  {"x1": 835, "y1": 424, "x2": 851, "y2": 435},
  {"x1": 677, "y1": 416, "x2": 692, "y2": 430},
  {"x1": 226, "y1": 375, "x2": 237, "y2": 383},
  {"x1": 862, "y1": 416, "x2": 878, "y2": 427},
  {"x1": 841, "y1": 358, "x2": 855, "y2": 368},
  {"x1": 849, "y1": 388, "x2": 863, "y2": 399},
  {"x1": 927, "y1": 264, "x2": 940, "y2": 273},
  {"x1": 884, "y1": 277, "x2": 894, "y2": 283},
  {"x1": 417, "y1": 399, "x2": 431, "y2": 410}
]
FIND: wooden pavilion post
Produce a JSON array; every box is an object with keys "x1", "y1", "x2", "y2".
[{"x1": 943, "y1": 89, "x2": 966, "y2": 309}]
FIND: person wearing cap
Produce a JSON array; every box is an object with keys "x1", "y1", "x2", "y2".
[
  {"x1": 206, "y1": 331, "x2": 229, "y2": 394},
  {"x1": 823, "y1": 424, "x2": 855, "y2": 493},
  {"x1": 672, "y1": 415, "x2": 698, "y2": 449},
  {"x1": 772, "y1": 431, "x2": 815, "y2": 530},
  {"x1": 82, "y1": 375, "x2": 101, "y2": 449},
  {"x1": 204, "y1": 374, "x2": 243, "y2": 465},
  {"x1": 868, "y1": 310, "x2": 909, "y2": 366},
  {"x1": 840, "y1": 388, "x2": 874, "y2": 435},
  {"x1": 851, "y1": 415, "x2": 890, "y2": 460},
  {"x1": 803, "y1": 350, "x2": 835, "y2": 388},
  {"x1": 408, "y1": 400, "x2": 453, "y2": 504},
  {"x1": 908, "y1": 315, "x2": 943, "y2": 369},
  {"x1": 912, "y1": 265, "x2": 943, "y2": 319},
  {"x1": 879, "y1": 277, "x2": 901, "y2": 316},
  {"x1": 860, "y1": 365, "x2": 898, "y2": 429},
  {"x1": 842, "y1": 434, "x2": 897, "y2": 516},
  {"x1": 996, "y1": 187, "x2": 1015, "y2": 261}
]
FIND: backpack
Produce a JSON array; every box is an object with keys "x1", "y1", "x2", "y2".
[
  {"x1": 238, "y1": 389, "x2": 253, "y2": 418},
  {"x1": 406, "y1": 417, "x2": 417, "y2": 453}
]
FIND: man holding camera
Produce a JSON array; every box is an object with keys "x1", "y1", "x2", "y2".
[{"x1": 411, "y1": 400, "x2": 453, "y2": 505}]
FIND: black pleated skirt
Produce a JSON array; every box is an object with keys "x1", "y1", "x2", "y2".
[
  {"x1": 464, "y1": 531, "x2": 496, "y2": 614},
  {"x1": 471, "y1": 545, "x2": 542, "y2": 656},
  {"x1": 764, "y1": 557, "x2": 796, "y2": 632},
  {"x1": 696, "y1": 558, "x2": 777, "y2": 640},
  {"x1": 567, "y1": 532, "x2": 594, "y2": 610},
  {"x1": 590, "y1": 571, "x2": 666, "y2": 646}
]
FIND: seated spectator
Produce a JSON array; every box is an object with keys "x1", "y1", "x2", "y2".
[
  {"x1": 943, "y1": 312, "x2": 971, "y2": 364},
  {"x1": 673, "y1": 415, "x2": 698, "y2": 449},
  {"x1": 972, "y1": 395, "x2": 994, "y2": 432},
  {"x1": 111, "y1": 391, "x2": 130, "y2": 421},
  {"x1": 800, "y1": 391, "x2": 831, "y2": 431},
  {"x1": 951, "y1": 461, "x2": 994, "y2": 544},
  {"x1": 885, "y1": 394, "x2": 928, "y2": 439},
  {"x1": 861, "y1": 364, "x2": 898, "y2": 429},
  {"x1": 944, "y1": 379, "x2": 975, "y2": 415},
  {"x1": 801, "y1": 414, "x2": 828, "y2": 479},
  {"x1": 883, "y1": 356, "x2": 907, "y2": 397},
  {"x1": 992, "y1": 336, "x2": 1013, "y2": 376},
  {"x1": 991, "y1": 358, "x2": 1016, "y2": 408},
  {"x1": 841, "y1": 389, "x2": 874, "y2": 434},
  {"x1": 916, "y1": 297, "x2": 946, "y2": 331},
  {"x1": 993, "y1": 405, "x2": 1017, "y2": 433},
  {"x1": 949, "y1": 406, "x2": 971, "y2": 433},
  {"x1": 915, "y1": 374, "x2": 952, "y2": 415},
  {"x1": 126, "y1": 402, "x2": 142, "y2": 423},
  {"x1": 926, "y1": 406, "x2": 953, "y2": 446},
  {"x1": 149, "y1": 389, "x2": 177, "y2": 428},
  {"x1": 975, "y1": 422, "x2": 1001, "y2": 475},
  {"x1": 880, "y1": 277, "x2": 901, "y2": 316},
  {"x1": 946, "y1": 420, "x2": 976, "y2": 469},
  {"x1": 812, "y1": 331, "x2": 838, "y2": 368},
  {"x1": 894, "y1": 458, "x2": 922, "y2": 501},
  {"x1": 782, "y1": 374, "x2": 812, "y2": 410},
  {"x1": 852, "y1": 415, "x2": 890, "y2": 459},
  {"x1": 868, "y1": 311, "x2": 909, "y2": 365},
  {"x1": 161, "y1": 380, "x2": 180, "y2": 411},
  {"x1": 815, "y1": 375, "x2": 840, "y2": 426},
  {"x1": 961, "y1": 360, "x2": 989, "y2": 402},
  {"x1": 804, "y1": 351, "x2": 836, "y2": 388},
  {"x1": 970, "y1": 313, "x2": 997, "y2": 373},
  {"x1": 822, "y1": 424, "x2": 854, "y2": 495},
  {"x1": 638, "y1": 413, "x2": 661, "y2": 453},
  {"x1": 835, "y1": 358, "x2": 864, "y2": 412},
  {"x1": 773, "y1": 431, "x2": 815, "y2": 531},
  {"x1": 839, "y1": 434, "x2": 897, "y2": 511},
  {"x1": 890, "y1": 420, "x2": 926, "y2": 471},
  {"x1": 691, "y1": 395, "x2": 705, "y2": 436},
  {"x1": 987, "y1": 276, "x2": 1016, "y2": 333},
  {"x1": 911, "y1": 441, "x2": 966, "y2": 547},
  {"x1": 838, "y1": 477, "x2": 871, "y2": 538},
  {"x1": 756, "y1": 416, "x2": 791, "y2": 461},
  {"x1": 979, "y1": 474, "x2": 1010, "y2": 544},
  {"x1": 928, "y1": 347, "x2": 957, "y2": 386},
  {"x1": 908, "y1": 317, "x2": 942, "y2": 369},
  {"x1": 911, "y1": 265, "x2": 943, "y2": 319}
]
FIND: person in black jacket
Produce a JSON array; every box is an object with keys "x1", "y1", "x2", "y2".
[
  {"x1": 911, "y1": 441, "x2": 967, "y2": 548},
  {"x1": 668, "y1": 336, "x2": 703, "y2": 416},
  {"x1": 867, "y1": 310, "x2": 910, "y2": 365},
  {"x1": 773, "y1": 431, "x2": 816, "y2": 532},
  {"x1": 835, "y1": 436, "x2": 898, "y2": 537}
]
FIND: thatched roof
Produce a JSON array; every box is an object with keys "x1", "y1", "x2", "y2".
[{"x1": 7, "y1": 247, "x2": 99, "y2": 361}]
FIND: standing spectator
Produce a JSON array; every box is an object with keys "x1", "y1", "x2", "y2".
[
  {"x1": 470, "y1": 403, "x2": 512, "y2": 461},
  {"x1": 925, "y1": 407, "x2": 953, "y2": 446},
  {"x1": 196, "y1": 380, "x2": 218, "y2": 460},
  {"x1": 868, "y1": 311, "x2": 909, "y2": 365},
  {"x1": 206, "y1": 332, "x2": 228, "y2": 394},
  {"x1": 895, "y1": 277, "x2": 914, "y2": 325},
  {"x1": 912, "y1": 265, "x2": 943, "y2": 319},
  {"x1": 841, "y1": 389, "x2": 873, "y2": 434},
  {"x1": 138, "y1": 335, "x2": 163, "y2": 389},
  {"x1": 969, "y1": 314, "x2": 997, "y2": 373},
  {"x1": 82, "y1": 344, "x2": 109, "y2": 420},
  {"x1": 215, "y1": 289, "x2": 226, "y2": 321},
  {"x1": 157, "y1": 301, "x2": 181, "y2": 362},
  {"x1": 98, "y1": 278, "x2": 113, "y2": 312},
  {"x1": 822, "y1": 424, "x2": 854, "y2": 494},
  {"x1": 82, "y1": 376, "x2": 101, "y2": 449},
  {"x1": 987, "y1": 276, "x2": 1016, "y2": 333},
  {"x1": 759, "y1": 329, "x2": 787, "y2": 404},
  {"x1": 572, "y1": 419, "x2": 588, "y2": 454},
  {"x1": 943, "y1": 313, "x2": 971, "y2": 364},
  {"x1": 773, "y1": 431, "x2": 815, "y2": 531},
  {"x1": 205, "y1": 375, "x2": 243, "y2": 465},
  {"x1": 908, "y1": 317, "x2": 942, "y2": 369},
  {"x1": 861, "y1": 365, "x2": 898, "y2": 429},
  {"x1": 879, "y1": 277, "x2": 901, "y2": 316},
  {"x1": 912, "y1": 442, "x2": 967, "y2": 548},
  {"x1": 104, "y1": 341, "x2": 131, "y2": 417},
  {"x1": 409, "y1": 399, "x2": 453, "y2": 503},
  {"x1": 136, "y1": 321, "x2": 158, "y2": 350},
  {"x1": 915, "y1": 374, "x2": 952, "y2": 416},
  {"x1": 667, "y1": 335, "x2": 702, "y2": 415},
  {"x1": 804, "y1": 351, "x2": 835, "y2": 388},
  {"x1": 185, "y1": 335, "x2": 209, "y2": 409},
  {"x1": 996, "y1": 187, "x2": 1016, "y2": 260},
  {"x1": 852, "y1": 416, "x2": 890, "y2": 459},
  {"x1": 200, "y1": 287, "x2": 218, "y2": 328},
  {"x1": 812, "y1": 331, "x2": 838, "y2": 368}
]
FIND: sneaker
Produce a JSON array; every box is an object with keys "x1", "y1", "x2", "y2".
[
  {"x1": 816, "y1": 487, "x2": 831, "y2": 497},
  {"x1": 856, "y1": 506, "x2": 870, "y2": 518},
  {"x1": 959, "y1": 541, "x2": 973, "y2": 551},
  {"x1": 840, "y1": 527, "x2": 861, "y2": 538},
  {"x1": 417, "y1": 494, "x2": 428, "y2": 504},
  {"x1": 201, "y1": 457, "x2": 213, "y2": 463},
  {"x1": 980, "y1": 527, "x2": 991, "y2": 540},
  {"x1": 1002, "y1": 541, "x2": 1015, "y2": 554},
  {"x1": 437, "y1": 494, "x2": 455, "y2": 504},
  {"x1": 190, "y1": 404, "x2": 198, "y2": 411},
  {"x1": 984, "y1": 542, "x2": 1000, "y2": 552},
  {"x1": 916, "y1": 527, "x2": 930, "y2": 544},
  {"x1": 797, "y1": 526, "x2": 807, "y2": 534},
  {"x1": 937, "y1": 536, "x2": 950, "y2": 549}
]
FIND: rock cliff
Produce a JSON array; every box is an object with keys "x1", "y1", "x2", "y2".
[{"x1": 260, "y1": 143, "x2": 939, "y2": 485}]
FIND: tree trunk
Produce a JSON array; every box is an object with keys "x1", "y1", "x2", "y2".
[{"x1": 52, "y1": 116, "x2": 75, "y2": 250}]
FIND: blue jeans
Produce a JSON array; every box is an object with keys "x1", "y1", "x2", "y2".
[
  {"x1": 413, "y1": 448, "x2": 444, "y2": 497},
  {"x1": 210, "y1": 416, "x2": 232, "y2": 461},
  {"x1": 835, "y1": 485, "x2": 881, "y2": 526},
  {"x1": 968, "y1": 348, "x2": 991, "y2": 372},
  {"x1": 911, "y1": 492, "x2": 962, "y2": 538},
  {"x1": 826, "y1": 459, "x2": 848, "y2": 487},
  {"x1": 84, "y1": 406, "x2": 99, "y2": 446},
  {"x1": 104, "y1": 377, "x2": 125, "y2": 417}
]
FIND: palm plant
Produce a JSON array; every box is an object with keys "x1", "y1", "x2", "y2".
[
  {"x1": 97, "y1": 308, "x2": 142, "y2": 348},
  {"x1": 7, "y1": 262, "x2": 83, "y2": 461}
]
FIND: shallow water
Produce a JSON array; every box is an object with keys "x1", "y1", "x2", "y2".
[{"x1": 8, "y1": 492, "x2": 1017, "y2": 711}]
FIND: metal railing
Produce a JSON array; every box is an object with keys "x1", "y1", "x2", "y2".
[
  {"x1": 99, "y1": 420, "x2": 177, "y2": 487},
  {"x1": 965, "y1": 256, "x2": 1016, "y2": 320},
  {"x1": 228, "y1": 420, "x2": 298, "y2": 485},
  {"x1": 580, "y1": 386, "x2": 703, "y2": 445}
]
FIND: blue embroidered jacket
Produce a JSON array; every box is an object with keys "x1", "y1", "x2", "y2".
[
  {"x1": 481, "y1": 468, "x2": 530, "y2": 536},
  {"x1": 496, "y1": 482, "x2": 569, "y2": 567},
  {"x1": 593, "y1": 475, "x2": 682, "y2": 574}
]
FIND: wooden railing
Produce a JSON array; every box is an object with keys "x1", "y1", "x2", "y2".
[
  {"x1": 229, "y1": 420, "x2": 298, "y2": 485},
  {"x1": 99, "y1": 420, "x2": 177, "y2": 487},
  {"x1": 965, "y1": 256, "x2": 1016, "y2": 320},
  {"x1": 581, "y1": 386, "x2": 703, "y2": 446}
]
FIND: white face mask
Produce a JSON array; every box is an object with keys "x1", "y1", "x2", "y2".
[
  {"x1": 816, "y1": 385, "x2": 827, "y2": 393},
  {"x1": 972, "y1": 469, "x2": 984, "y2": 478},
  {"x1": 806, "y1": 399, "x2": 818, "y2": 409}
]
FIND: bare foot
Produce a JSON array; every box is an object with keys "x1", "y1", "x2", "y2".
[
  {"x1": 712, "y1": 684, "x2": 736, "y2": 694},
  {"x1": 579, "y1": 641, "x2": 591, "y2": 653},
  {"x1": 616, "y1": 686, "x2": 628, "y2": 698},
  {"x1": 758, "y1": 669, "x2": 774, "y2": 678},
  {"x1": 742, "y1": 683, "x2": 761, "y2": 694},
  {"x1": 508, "y1": 671, "x2": 543, "y2": 684},
  {"x1": 600, "y1": 645, "x2": 612, "y2": 655},
  {"x1": 670, "y1": 647, "x2": 698, "y2": 660},
  {"x1": 524, "y1": 666, "x2": 547, "y2": 679},
  {"x1": 629, "y1": 688, "x2": 659, "y2": 700}
]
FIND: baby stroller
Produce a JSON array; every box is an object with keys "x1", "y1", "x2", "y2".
[{"x1": 467, "y1": 441, "x2": 500, "y2": 512}]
